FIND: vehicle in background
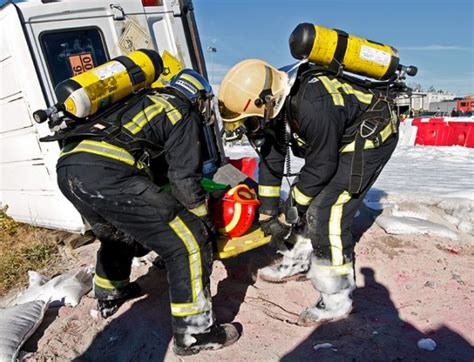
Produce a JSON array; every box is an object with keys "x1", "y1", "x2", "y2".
[{"x1": 455, "y1": 98, "x2": 474, "y2": 116}]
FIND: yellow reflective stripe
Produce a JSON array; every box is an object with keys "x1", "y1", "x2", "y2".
[
  {"x1": 148, "y1": 95, "x2": 182, "y2": 125},
  {"x1": 258, "y1": 185, "x2": 281, "y2": 198},
  {"x1": 169, "y1": 216, "x2": 205, "y2": 316},
  {"x1": 340, "y1": 122, "x2": 395, "y2": 153},
  {"x1": 339, "y1": 83, "x2": 373, "y2": 104},
  {"x1": 171, "y1": 301, "x2": 211, "y2": 317},
  {"x1": 123, "y1": 103, "x2": 164, "y2": 134},
  {"x1": 180, "y1": 73, "x2": 204, "y2": 90},
  {"x1": 319, "y1": 76, "x2": 344, "y2": 106},
  {"x1": 291, "y1": 186, "x2": 313, "y2": 206},
  {"x1": 380, "y1": 120, "x2": 396, "y2": 142},
  {"x1": 189, "y1": 203, "x2": 209, "y2": 217},
  {"x1": 94, "y1": 275, "x2": 129, "y2": 289},
  {"x1": 328, "y1": 191, "x2": 352, "y2": 265},
  {"x1": 312, "y1": 262, "x2": 354, "y2": 276},
  {"x1": 218, "y1": 203, "x2": 242, "y2": 234},
  {"x1": 60, "y1": 140, "x2": 136, "y2": 166},
  {"x1": 319, "y1": 76, "x2": 373, "y2": 106}
]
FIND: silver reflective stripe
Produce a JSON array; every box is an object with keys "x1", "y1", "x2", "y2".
[
  {"x1": 148, "y1": 95, "x2": 182, "y2": 125},
  {"x1": 169, "y1": 216, "x2": 207, "y2": 316},
  {"x1": 328, "y1": 191, "x2": 352, "y2": 265},
  {"x1": 291, "y1": 186, "x2": 313, "y2": 206},
  {"x1": 312, "y1": 262, "x2": 353, "y2": 276},
  {"x1": 60, "y1": 140, "x2": 136, "y2": 166},
  {"x1": 258, "y1": 185, "x2": 280, "y2": 198},
  {"x1": 124, "y1": 103, "x2": 164, "y2": 134}
]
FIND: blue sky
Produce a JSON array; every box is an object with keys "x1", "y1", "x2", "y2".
[{"x1": 194, "y1": 0, "x2": 474, "y2": 96}]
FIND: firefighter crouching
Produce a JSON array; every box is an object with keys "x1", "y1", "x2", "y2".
[
  {"x1": 218, "y1": 59, "x2": 399, "y2": 327},
  {"x1": 55, "y1": 67, "x2": 240, "y2": 355}
]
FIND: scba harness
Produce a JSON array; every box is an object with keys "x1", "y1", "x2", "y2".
[
  {"x1": 42, "y1": 88, "x2": 175, "y2": 175},
  {"x1": 285, "y1": 65, "x2": 399, "y2": 195}
]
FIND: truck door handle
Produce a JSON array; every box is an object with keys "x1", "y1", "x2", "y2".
[{"x1": 110, "y1": 4, "x2": 126, "y2": 21}]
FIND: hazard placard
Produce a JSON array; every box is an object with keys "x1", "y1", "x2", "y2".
[
  {"x1": 68, "y1": 52, "x2": 95, "y2": 76},
  {"x1": 118, "y1": 19, "x2": 153, "y2": 54}
]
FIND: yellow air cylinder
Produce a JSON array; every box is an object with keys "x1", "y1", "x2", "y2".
[
  {"x1": 289, "y1": 23, "x2": 400, "y2": 80},
  {"x1": 55, "y1": 49, "x2": 163, "y2": 118}
]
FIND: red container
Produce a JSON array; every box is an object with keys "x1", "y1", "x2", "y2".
[{"x1": 228, "y1": 157, "x2": 258, "y2": 180}]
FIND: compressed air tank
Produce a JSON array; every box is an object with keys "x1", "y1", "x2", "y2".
[
  {"x1": 55, "y1": 49, "x2": 163, "y2": 118},
  {"x1": 289, "y1": 23, "x2": 400, "y2": 80}
]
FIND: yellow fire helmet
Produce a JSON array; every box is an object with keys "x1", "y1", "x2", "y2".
[{"x1": 218, "y1": 59, "x2": 291, "y2": 135}]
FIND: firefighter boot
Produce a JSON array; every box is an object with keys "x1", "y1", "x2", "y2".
[
  {"x1": 297, "y1": 259, "x2": 355, "y2": 327},
  {"x1": 96, "y1": 282, "x2": 142, "y2": 318},
  {"x1": 259, "y1": 236, "x2": 313, "y2": 283},
  {"x1": 173, "y1": 323, "x2": 241, "y2": 356}
]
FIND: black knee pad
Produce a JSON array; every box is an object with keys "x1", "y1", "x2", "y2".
[{"x1": 92, "y1": 223, "x2": 134, "y2": 245}]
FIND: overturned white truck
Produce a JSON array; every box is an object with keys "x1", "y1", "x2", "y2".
[{"x1": 0, "y1": 0, "x2": 225, "y2": 232}]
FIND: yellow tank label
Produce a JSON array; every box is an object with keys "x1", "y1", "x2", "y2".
[
  {"x1": 90, "y1": 71, "x2": 132, "y2": 114},
  {"x1": 300, "y1": 24, "x2": 398, "y2": 80},
  {"x1": 343, "y1": 36, "x2": 391, "y2": 79},
  {"x1": 309, "y1": 25, "x2": 338, "y2": 66}
]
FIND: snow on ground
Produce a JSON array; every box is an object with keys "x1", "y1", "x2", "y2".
[{"x1": 225, "y1": 142, "x2": 474, "y2": 241}]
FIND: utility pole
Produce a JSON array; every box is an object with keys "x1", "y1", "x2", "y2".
[{"x1": 207, "y1": 46, "x2": 217, "y2": 84}]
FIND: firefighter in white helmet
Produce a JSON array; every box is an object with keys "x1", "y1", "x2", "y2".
[{"x1": 218, "y1": 58, "x2": 399, "y2": 326}]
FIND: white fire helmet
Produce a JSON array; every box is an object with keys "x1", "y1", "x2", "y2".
[{"x1": 218, "y1": 59, "x2": 291, "y2": 135}]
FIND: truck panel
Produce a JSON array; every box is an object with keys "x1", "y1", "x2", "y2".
[
  {"x1": 0, "y1": 162, "x2": 53, "y2": 191},
  {"x1": 0, "y1": 97, "x2": 34, "y2": 133},
  {"x1": 1, "y1": 190, "x2": 83, "y2": 231}
]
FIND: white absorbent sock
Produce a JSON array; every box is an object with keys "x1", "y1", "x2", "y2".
[
  {"x1": 259, "y1": 236, "x2": 313, "y2": 282},
  {"x1": 179, "y1": 309, "x2": 214, "y2": 346},
  {"x1": 298, "y1": 257, "x2": 355, "y2": 325}
]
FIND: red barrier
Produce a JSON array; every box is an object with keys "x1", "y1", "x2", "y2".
[
  {"x1": 412, "y1": 119, "x2": 449, "y2": 146},
  {"x1": 411, "y1": 118, "x2": 474, "y2": 147},
  {"x1": 228, "y1": 157, "x2": 258, "y2": 180},
  {"x1": 448, "y1": 122, "x2": 474, "y2": 147}
]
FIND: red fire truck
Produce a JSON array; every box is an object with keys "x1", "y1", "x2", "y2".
[{"x1": 456, "y1": 98, "x2": 474, "y2": 115}]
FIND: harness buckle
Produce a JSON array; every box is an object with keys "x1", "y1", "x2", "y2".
[
  {"x1": 373, "y1": 136, "x2": 381, "y2": 148},
  {"x1": 359, "y1": 120, "x2": 378, "y2": 139},
  {"x1": 137, "y1": 150, "x2": 151, "y2": 167}
]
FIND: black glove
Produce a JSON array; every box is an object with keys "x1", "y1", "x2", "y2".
[
  {"x1": 259, "y1": 214, "x2": 291, "y2": 248},
  {"x1": 199, "y1": 214, "x2": 217, "y2": 237}
]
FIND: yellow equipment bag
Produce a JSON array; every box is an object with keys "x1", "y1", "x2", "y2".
[
  {"x1": 289, "y1": 23, "x2": 400, "y2": 80},
  {"x1": 55, "y1": 49, "x2": 163, "y2": 118}
]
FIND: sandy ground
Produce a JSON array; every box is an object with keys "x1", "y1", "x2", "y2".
[{"x1": 17, "y1": 204, "x2": 474, "y2": 361}]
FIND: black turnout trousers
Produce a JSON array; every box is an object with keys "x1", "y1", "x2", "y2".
[
  {"x1": 306, "y1": 134, "x2": 398, "y2": 268},
  {"x1": 57, "y1": 158, "x2": 213, "y2": 331}
]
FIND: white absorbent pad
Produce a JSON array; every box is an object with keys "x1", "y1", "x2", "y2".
[
  {"x1": 0, "y1": 300, "x2": 48, "y2": 362},
  {"x1": 15, "y1": 267, "x2": 93, "y2": 307}
]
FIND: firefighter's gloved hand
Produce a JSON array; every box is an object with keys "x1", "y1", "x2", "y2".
[
  {"x1": 259, "y1": 213, "x2": 291, "y2": 249},
  {"x1": 189, "y1": 203, "x2": 216, "y2": 237},
  {"x1": 199, "y1": 214, "x2": 217, "y2": 237}
]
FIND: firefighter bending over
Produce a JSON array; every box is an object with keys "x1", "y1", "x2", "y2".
[
  {"x1": 55, "y1": 68, "x2": 240, "y2": 355},
  {"x1": 218, "y1": 59, "x2": 399, "y2": 327}
]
